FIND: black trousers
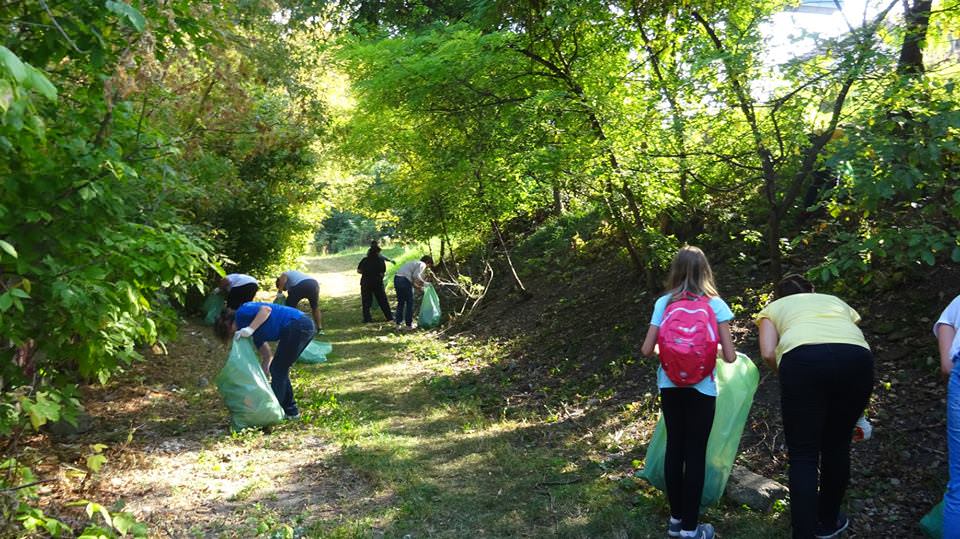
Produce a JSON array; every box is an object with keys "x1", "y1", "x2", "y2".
[
  {"x1": 286, "y1": 278, "x2": 319, "y2": 310},
  {"x1": 226, "y1": 283, "x2": 258, "y2": 309},
  {"x1": 361, "y1": 281, "x2": 392, "y2": 322},
  {"x1": 779, "y1": 343, "x2": 873, "y2": 539},
  {"x1": 661, "y1": 387, "x2": 715, "y2": 531}
]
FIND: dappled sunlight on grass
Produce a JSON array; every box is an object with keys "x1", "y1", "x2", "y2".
[{"x1": 92, "y1": 251, "x2": 789, "y2": 537}]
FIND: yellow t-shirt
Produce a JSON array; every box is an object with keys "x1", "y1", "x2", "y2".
[{"x1": 755, "y1": 293, "x2": 869, "y2": 364}]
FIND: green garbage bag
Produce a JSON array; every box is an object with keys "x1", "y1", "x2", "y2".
[
  {"x1": 274, "y1": 292, "x2": 286, "y2": 305},
  {"x1": 215, "y1": 339, "x2": 285, "y2": 430},
  {"x1": 419, "y1": 284, "x2": 441, "y2": 329},
  {"x1": 637, "y1": 352, "x2": 760, "y2": 509},
  {"x1": 298, "y1": 340, "x2": 332, "y2": 364},
  {"x1": 920, "y1": 499, "x2": 944, "y2": 538},
  {"x1": 202, "y1": 290, "x2": 225, "y2": 325}
]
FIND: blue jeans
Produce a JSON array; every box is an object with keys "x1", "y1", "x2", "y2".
[
  {"x1": 270, "y1": 316, "x2": 316, "y2": 416},
  {"x1": 394, "y1": 275, "x2": 414, "y2": 326},
  {"x1": 946, "y1": 362, "x2": 960, "y2": 538}
]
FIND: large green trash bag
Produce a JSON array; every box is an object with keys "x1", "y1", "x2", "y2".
[
  {"x1": 920, "y1": 499, "x2": 944, "y2": 538},
  {"x1": 202, "y1": 290, "x2": 225, "y2": 325},
  {"x1": 637, "y1": 352, "x2": 760, "y2": 509},
  {"x1": 419, "y1": 284, "x2": 441, "y2": 328},
  {"x1": 215, "y1": 339, "x2": 285, "y2": 430},
  {"x1": 298, "y1": 340, "x2": 332, "y2": 364}
]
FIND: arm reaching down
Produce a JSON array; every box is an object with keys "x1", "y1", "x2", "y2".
[
  {"x1": 758, "y1": 318, "x2": 779, "y2": 372},
  {"x1": 718, "y1": 321, "x2": 736, "y2": 363},
  {"x1": 938, "y1": 323, "x2": 957, "y2": 380}
]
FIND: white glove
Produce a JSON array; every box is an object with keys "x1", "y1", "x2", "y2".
[{"x1": 236, "y1": 326, "x2": 255, "y2": 339}]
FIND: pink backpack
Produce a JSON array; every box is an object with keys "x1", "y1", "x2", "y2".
[{"x1": 657, "y1": 294, "x2": 719, "y2": 386}]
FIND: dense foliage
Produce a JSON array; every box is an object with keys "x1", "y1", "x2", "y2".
[
  {"x1": 331, "y1": 0, "x2": 959, "y2": 286},
  {"x1": 0, "y1": 2, "x2": 329, "y2": 534}
]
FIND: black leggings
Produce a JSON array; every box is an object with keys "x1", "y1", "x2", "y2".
[
  {"x1": 661, "y1": 387, "x2": 715, "y2": 531},
  {"x1": 779, "y1": 343, "x2": 873, "y2": 539},
  {"x1": 226, "y1": 283, "x2": 258, "y2": 309}
]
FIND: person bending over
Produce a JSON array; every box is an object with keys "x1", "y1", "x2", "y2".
[
  {"x1": 218, "y1": 273, "x2": 258, "y2": 310},
  {"x1": 276, "y1": 269, "x2": 323, "y2": 334},
  {"x1": 214, "y1": 303, "x2": 315, "y2": 420},
  {"x1": 393, "y1": 255, "x2": 433, "y2": 330}
]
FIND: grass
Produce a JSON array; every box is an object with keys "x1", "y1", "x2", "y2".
[{"x1": 104, "y1": 249, "x2": 787, "y2": 538}]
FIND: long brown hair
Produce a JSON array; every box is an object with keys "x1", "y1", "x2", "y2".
[
  {"x1": 213, "y1": 308, "x2": 237, "y2": 343},
  {"x1": 664, "y1": 245, "x2": 719, "y2": 300}
]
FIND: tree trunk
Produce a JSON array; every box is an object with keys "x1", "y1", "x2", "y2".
[
  {"x1": 491, "y1": 219, "x2": 528, "y2": 295},
  {"x1": 898, "y1": 0, "x2": 933, "y2": 76},
  {"x1": 552, "y1": 182, "x2": 565, "y2": 216},
  {"x1": 602, "y1": 192, "x2": 644, "y2": 277},
  {"x1": 766, "y1": 211, "x2": 783, "y2": 282}
]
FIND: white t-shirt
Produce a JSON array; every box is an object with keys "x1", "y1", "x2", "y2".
[
  {"x1": 225, "y1": 273, "x2": 257, "y2": 289},
  {"x1": 283, "y1": 270, "x2": 311, "y2": 288},
  {"x1": 934, "y1": 295, "x2": 960, "y2": 363},
  {"x1": 396, "y1": 261, "x2": 426, "y2": 283}
]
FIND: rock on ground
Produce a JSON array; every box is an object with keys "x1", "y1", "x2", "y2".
[{"x1": 725, "y1": 464, "x2": 788, "y2": 512}]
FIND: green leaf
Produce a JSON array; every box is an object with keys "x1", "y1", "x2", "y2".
[
  {"x1": 953, "y1": 246, "x2": 960, "y2": 263},
  {"x1": 86, "y1": 453, "x2": 107, "y2": 473},
  {"x1": 21, "y1": 393, "x2": 61, "y2": 430},
  {"x1": 0, "y1": 293, "x2": 12, "y2": 312},
  {"x1": 23, "y1": 64, "x2": 57, "y2": 102},
  {"x1": 0, "y1": 239, "x2": 17, "y2": 258},
  {"x1": 0, "y1": 79, "x2": 13, "y2": 112},
  {"x1": 10, "y1": 288, "x2": 29, "y2": 299},
  {"x1": 105, "y1": 1, "x2": 146, "y2": 32},
  {"x1": 921, "y1": 250, "x2": 936, "y2": 265},
  {"x1": 0, "y1": 46, "x2": 26, "y2": 82},
  {"x1": 111, "y1": 512, "x2": 140, "y2": 535}
]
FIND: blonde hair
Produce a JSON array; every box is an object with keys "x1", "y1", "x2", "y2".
[{"x1": 664, "y1": 245, "x2": 719, "y2": 300}]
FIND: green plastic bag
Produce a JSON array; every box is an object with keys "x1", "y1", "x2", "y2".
[
  {"x1": 202, "y1": 290, "x2": 225, "y2": 325},
  {"x1": 419, "y1": 284, "x2": 441, "y2": 329},
  {"x1": 274, "y1": 292, "x2": 286, "y2": 305},
  {"x1": 920, "y1": 499, "x2": 944, "y2": 538},
  {"x1": 637, "y1": 352, "x2": 760, "y2": 509},
  {"x1": 298, "y1": 340, "x2": 332, "y2": 364},
  {"x1": 215, "y1": 339, "x2": 285, "y2": 430}
]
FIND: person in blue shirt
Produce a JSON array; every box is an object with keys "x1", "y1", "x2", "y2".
[
  {"x1": 276, "y1": 270, "x2": 323, "y2": 333},
  {"x1": 214, "y1": 302, "x2": 315, "y2": 419}
]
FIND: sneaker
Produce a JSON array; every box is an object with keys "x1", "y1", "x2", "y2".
[
  {"x1": 284, "y1": 412, "x2": 301, "y2": 421},
  {"x1": 667, "y1": 518, "x2": 682, "y2": 537},
  {"x1": 679, "y1": 524, "x2": 714, "y2": 539},
  {"x1": 815, "y1": 513, "x2": 849, "y2": 538}
]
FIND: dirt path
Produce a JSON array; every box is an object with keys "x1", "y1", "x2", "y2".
[{"x1": 43, "y1": 252, "x2": 791, "y2": 538}]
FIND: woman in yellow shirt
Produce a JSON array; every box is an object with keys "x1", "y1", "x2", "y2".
[{"x1": 756, "y1": 274, "x2": 873, "y2": 539}]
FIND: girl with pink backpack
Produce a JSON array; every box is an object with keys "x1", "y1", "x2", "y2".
[{"x1": 641, "y1": 246, "x2": 737, "y2": 539}]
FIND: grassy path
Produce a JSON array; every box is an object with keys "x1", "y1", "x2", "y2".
[{"x1": 82, "y1": 250, "x2": 787, "y2": 538}]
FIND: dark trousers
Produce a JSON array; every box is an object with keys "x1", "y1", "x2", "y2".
[
  {"x1": 226, "y1": 283, "x2": 258, "y2": 309},
  {"x1": 779, "y1": 343, "x2": 874, "y2": 539},
  {"x1": 270, "y1": 316, "x2": 316, "y2": 416},
  {"x1": 661, "y1": 387, "x2": 715, "y2": 531},
  {"x1": 394, "y1": 275, "x2": 414, "y2": 326},
  {"x1": 285, "y1": 278, "x2": 319, "y2": 310},
  {"x1": 361, "y1": 281, "x2": 392, "y2": 322}
]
